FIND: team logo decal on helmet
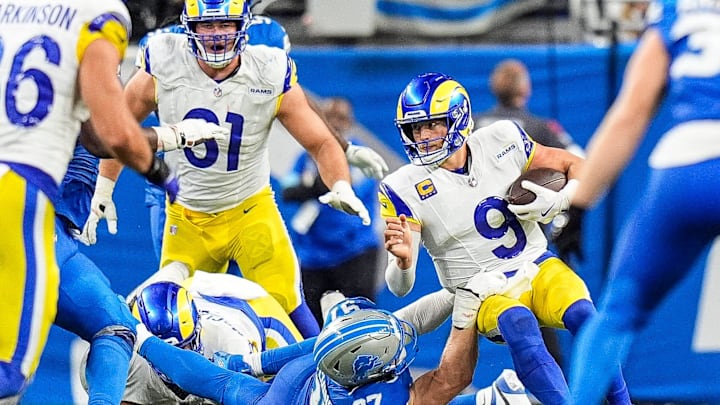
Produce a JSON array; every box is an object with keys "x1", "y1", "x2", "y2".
[
  {"x1": 313, "y1": 309, "x2": 418, "y2": 387},
  {"x1": 395, "y1": 72, "x2": 474, "y2": 166},
  {"x1": 181, "y1": 0, "x2": 252, "y2": 68},
  {"x1": 131, "y1": 281, "x2": 203, "y2": 352},
  {"x1": 130, "y1": 281, "x2": 204, "y2": 384}
]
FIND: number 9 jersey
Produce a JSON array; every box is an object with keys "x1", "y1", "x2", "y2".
[{"x1": 378, "y1": 120, "x2": 548, "y2": 291}]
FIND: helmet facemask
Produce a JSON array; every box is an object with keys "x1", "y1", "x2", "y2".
[{"x1": 181, "y1": 0, "x2": 252, "y2": 68}]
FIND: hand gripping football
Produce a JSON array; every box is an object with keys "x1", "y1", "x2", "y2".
[{"x1": 506, "y1": 168, "x2": 567, "y2": 205}]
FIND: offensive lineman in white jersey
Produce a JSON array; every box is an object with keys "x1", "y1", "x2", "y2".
[
  {"x1": 380, "y1": 73, "x2": 631, "y2": 405},
  {"x1": 0, "y1": 0, "x2": 227, "y2": 400},
  {"x1": 89, "y1": 0, "x2": 371, "y2": 338},
  {"x1": 80, "y1": 269, "x2": 303, "y2": 405}
]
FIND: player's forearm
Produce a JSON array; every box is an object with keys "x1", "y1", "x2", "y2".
[
  {"x1": 393, "y1": 289, "x2": 453, "y2": 335},
  {"x1": 79, "y1": 41, "x2": 153, "y2": 174},
  {"x1": 573, "y1": 98, "x2": 651, "y2": 208},
  {"x1": 138, "y1": 337, "x2": 228, "y2": 402},
  {"x1": 314, "y1": 141, "x2": 352, "y2": 188},
  {"x1": 98, "y1": 157, "x2": 126, "y2": 183},
  {"x1": 411, "y1": 327, "x2": 478, "y2": 404},
  {"x1": 574, "y1": 30, "x2": 667, "y2": 208},
  {"x1": 258, "y1": 338, "x2": 316, "y2": 375},
  {"x1": 385, "y1": 251, "x2": 416, "y2": 297}
]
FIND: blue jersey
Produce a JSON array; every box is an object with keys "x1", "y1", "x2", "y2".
[
  {"x1": 55, "y1": 143, "x2": 99, "y2": 230},
  {"x1": 649, "y1": 0, "x2": 720, "y2": 126},
  {"x1": 306, "y1": 365, "x2": 413, "y2": 405},
  {"x1": 139, "y1": 337, "x2": 414, "y2": 405}
]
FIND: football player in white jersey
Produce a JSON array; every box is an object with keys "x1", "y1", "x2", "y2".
[
  {"x1": 380, "y1": 73, "x2": 631, "y2": 405},
  {"x1": 569, "y1": 1, "x2": 720, "y2": 403},
  {"x1": 80, "y1": 268, "x2": 303, "y2": 405},
  {"x1": 86, "y1": 0, "x2": 374, "y2": 338},
  {"x1": 0, "y1": 0, "x2": 226, "y2": 399}
]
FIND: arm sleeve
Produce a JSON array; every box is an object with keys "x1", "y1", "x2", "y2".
[
  {"x1": 259, "y1": 337, "x2": 317, "y2": 375},
  {"x1": 384, "y1": 230, "x2": 421, "y2": 297},
  {"x1": 138, "y1": 336, "x2": 259, "y2": 401},
  {"x1": 393, "y1": 289, "x2": 454, "y2": 335}
]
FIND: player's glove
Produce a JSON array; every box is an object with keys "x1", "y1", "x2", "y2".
[
  {"x1": 143, "y1": 155, "x2": 179, "y2": 204},
  {"x1": 212, "y1": 351, "x2": 263, "y2": 376},
  {"x1": 549, "y1": 206, "x2": 585, "y2": 262},
  {"x1": 501, "y1": 261, "x2": 540, "y2": 299},
  {"x1": 153, "y1": 118, "x2": 229, "y2": 152},
  {"x1": 508, "y1": 179, "x2": 579, "y2": 224},
  {"x1": 345, "y1": 143, "x2": 389, "y2": 180},
  {"x1": 318, "y1": 180, "x2": 371, "y2": 225},
  {"x1": 78, "y1": 175, "x2": 118, "y2": 246},
  {"x1": 452, "y1": 272, "x2": 508, "y2": 329}
]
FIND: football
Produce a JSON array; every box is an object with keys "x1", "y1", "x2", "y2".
[{"x1": 506, "y1": 168, "x2": 567, "y2": 205}]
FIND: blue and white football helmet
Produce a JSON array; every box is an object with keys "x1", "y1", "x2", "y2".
[
  {"x1": 130, "y1": 281, "x2": 203, "y2": 353},
  {"x1": 395, "y1": 72, "x2": 474, "y2": 166},
  {"x1": 181, "y1": 0, "x2": 252, "y2": 68},
  {"x1": 323, "y1": 296, "x2": 378, "y2": 327},
  {"x1": 313, "y1": 308, "x2": 418, "y2": 388}
]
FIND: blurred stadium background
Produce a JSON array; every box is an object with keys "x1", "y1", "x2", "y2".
[{"x1": 22, "y1": 1, "x2": 720, "y2": 404}]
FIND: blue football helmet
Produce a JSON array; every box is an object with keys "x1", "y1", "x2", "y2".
[
  {"x1": 181, "y1": 0, "x2": 252, "y2": 68},
  {"x1": 323, "y1": 296, "x2": 377, "y2": 327},
  {"x1": 395, "y1": 72, "x2": 474, "y2": 166},
  {"x1": 131, "y1": 282, "x2": 202, "y2": 352},
  {"x1": 313, "y1": 309, "x2": 418, "y2": 388}
]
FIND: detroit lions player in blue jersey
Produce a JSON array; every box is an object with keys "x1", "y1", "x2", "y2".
[
  {"x1": 55, "y1": 123, "x2": 224, "y2": 404},
  {"x1": 566, "y1": 1, "x2": 720, "y2": 404},
  {"x1": 54, "y1": 144, "x2": 141, "y2": 405},
  {"x1": 132, "y1": 274, "x2": 537, "y2": 404}
]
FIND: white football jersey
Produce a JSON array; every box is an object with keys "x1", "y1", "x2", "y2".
[
  {"x1": 120, "y1": 296, "x2": 264, "y2": 404},
  {"x1": 142, "y1": 34, "x2": 294, "y2": 213},
  {"x1": 0, "y1": 0, "x2": 130, "y2": 185},
  {"x1": 120, "y1": 277, "x2": 269, "y2": 405},
  {"x1": 380, "y1": 120, "x2": 549, "y2": 290}
]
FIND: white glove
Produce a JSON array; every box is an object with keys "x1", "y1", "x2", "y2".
[
  {"x1": 501, "y1": 262, "x2": 540, "y2": 299},
  {"x1": 318, "y1": 180, "x2": 371, "y2": 225},
  {"x1": 134, "y1": 323, "x2": 154, "y2": 353},
  {"x1": 78, "y1": 176, "x2": 117, "y2": 246},
  {"x1": 153, "y1": 118, "x2": 229, "y2": 152},
  {"x1": 507, "y1": 179, "x2": 578, "y2": 224},
  {"x1": 452, "y1": 272, "x2": 508, "y2": 329},
  {"x1": 345, "y1": 143, "x2": 389, "y2": 180}
]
